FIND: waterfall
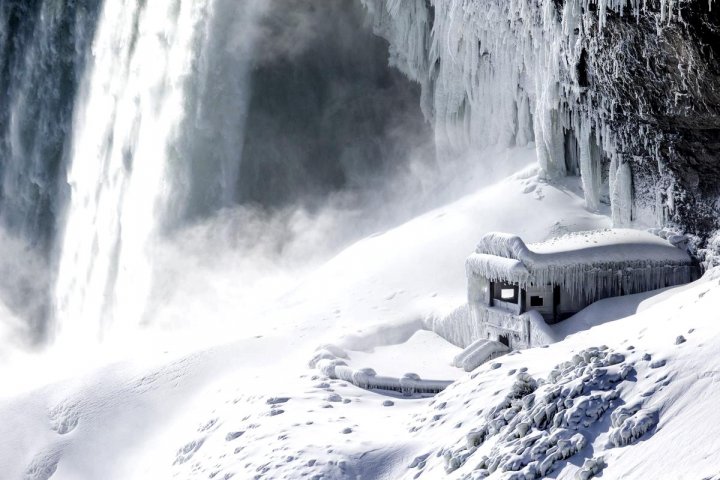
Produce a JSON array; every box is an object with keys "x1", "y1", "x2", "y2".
[
  {"x1": 0, "y1": 1, "x2": 100, "y2": 248},
  {"x1": 52, "y1": 0, "x2": 266, "y2": 343},
  {"x1": 0, "y1": 0, "x2": 434, "y2": 345}
]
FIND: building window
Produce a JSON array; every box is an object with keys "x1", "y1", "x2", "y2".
[
  {"x1": 530, "y1": 296, "x2": 544, "y2": 307},
  {"x1": 494, "y1": 282, "x2": 518, "y2": 303}
]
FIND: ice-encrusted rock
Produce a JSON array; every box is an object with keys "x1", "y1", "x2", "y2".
[
  {"x1": 608, "y1": 407, "x2": 658, "y2": 447},
  {"x1": 424, "y1": 347, "x2": 647, "y2": 478},
  {"x1": 576, "y1": 456, "x2": 606, "y2": 480}
]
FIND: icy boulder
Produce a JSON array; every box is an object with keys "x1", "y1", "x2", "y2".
[
  {"x1": 576, "y1": 456, "x2": 606, "y2": 480},
  {"x1": 608, "y1": 407, "x2": 658, "y2": 448},
  {"x1": 416, "y1": 347, "x2": 648, "y2": 479}
]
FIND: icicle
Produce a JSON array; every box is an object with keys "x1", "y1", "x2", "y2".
[
  {"x1": 363, "y1": 0, "x2": 713, "y2": 210},
  {"x1": 469, "y1": 229, "x2": 696, "y2": 304},
  {"x1": 611, "y1": 159, "x2": 633, "y2": 226},
  {"x1": 578, "y1": 119, "x2": 601, "y2": 211}
]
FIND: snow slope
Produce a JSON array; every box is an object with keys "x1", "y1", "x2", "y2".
[
  {"x1": 397, "y1": 269, "x2": 720, "y2": 480},
  {"x1": 12, "y1": 155, "x2": 711, "y2": 480}
]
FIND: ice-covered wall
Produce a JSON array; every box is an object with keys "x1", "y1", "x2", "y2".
[
  {"x1": 425, "y1": 302, "x2": 556, "y2": 349},
  {"x1": 363, "y1": 0, "x2": 720, "y2": 237},
  {"x1": 467, "y1": 229, "x2": 698, "y2": 303}
]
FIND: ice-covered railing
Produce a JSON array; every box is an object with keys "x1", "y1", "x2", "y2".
[
  {"x1": 309, "y1": 345, "x2": 453, "y2": 396},
  {"x1": 467, "y1": 229, "x2": 699, "y2": 301},
  {"x1": 362, "y1": 0, "x2": 715, "y2": 225}
]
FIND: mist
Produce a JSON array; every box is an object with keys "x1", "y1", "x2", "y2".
[
  {"x1": 125, "y1": 0, "x2": 443, "y2": 340},
  {"x1": 0, "y1": 0, "x2": 529, "y2": 351}
]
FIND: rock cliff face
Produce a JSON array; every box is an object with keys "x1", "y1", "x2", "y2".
[
  {"x1": 365, "y1": 0, "x2": 720, "y2": 242},
  {"x1": 589, "y1": 2, "x2": 720, "y2": 237}
]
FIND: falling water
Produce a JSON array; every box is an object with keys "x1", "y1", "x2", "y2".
[
  {"x1": 0, "y1": 0, "x2": 433, "y2": 347},
  {"x1": 52, "y1": 0, "x2": 267, "y2": 343}
]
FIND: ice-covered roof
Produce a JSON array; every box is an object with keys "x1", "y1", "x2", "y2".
[{"x1": 467, "y1": 229, "x2": 697, "y2": 300}]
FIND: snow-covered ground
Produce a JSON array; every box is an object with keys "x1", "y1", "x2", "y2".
[{"x1": 4, "y1": 152, "x2": 719, "y2": 479}]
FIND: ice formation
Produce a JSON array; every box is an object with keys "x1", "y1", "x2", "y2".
[
  {"x1": 309, "y1": 345, "x2": 453, "y2": 396},
  {"x1": 363, "y1": 0, "x2": 716, "y2": 226},
  {"x1": 424, "y1": 305, "x2": 556, "y2": 351},
  {"x1": 467, "y1": 229, "x2": 697, "y2": 302},
  {"x1": 415, "y1": 347, "x2": 652, "y2": 479},
  {"x1": 607, "y1": 405, "x2": 658, "y2": 447}
]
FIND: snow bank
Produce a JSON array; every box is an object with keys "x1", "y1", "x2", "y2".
[
  {"x1": 425, "y1": 304, "x2": 556, "y2": 351},
  {"x1": 422, "y1": 305, "x2": 478, "y2": 349}
]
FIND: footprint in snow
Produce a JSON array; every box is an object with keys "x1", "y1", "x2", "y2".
[
  {"x1": 198, "y1": 418, "x2": 218, "y2": 432},
  {"x1": 25, "y1": 450, "x2": 62, "y2": 480},
  {"x1": 641, "y1": 388, "x2": 656, "y2": 398},
  {"x1": 650, "y1": 359, "x2": 667, "y2": 369},
  {"x1": 173, "y1": 438, "x2": 205, "y2": 465},
  {"x1": 48, "y1": 402, "x2": 79, "y2": 435},
  {"x1": 225, "y1": 431, "x2": 245, "y2": 441}
]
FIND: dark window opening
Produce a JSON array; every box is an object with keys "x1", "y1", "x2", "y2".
[
  {"x1": 530, "y1": 296, "x2": 544, "y2": 307},
  {"x1": 577, "y1": 48, "x2": 589, "y2": 88},
  {"x1": 498, "y1": 334, "x2": 510, "y2": 348}
]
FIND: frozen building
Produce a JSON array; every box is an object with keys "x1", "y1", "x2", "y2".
[{"x1": 466, "y1": 229, "x2": 699, "y2": 350}]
